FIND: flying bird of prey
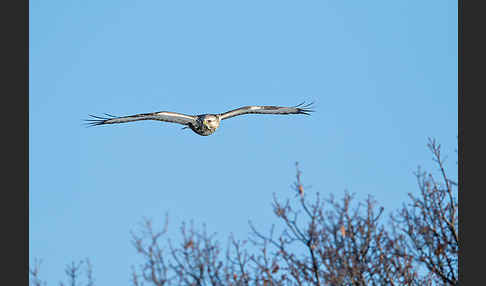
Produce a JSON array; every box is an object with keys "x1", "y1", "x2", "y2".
[{"x1": 85, "y1": 102, "x2": 314, "y2": 136}]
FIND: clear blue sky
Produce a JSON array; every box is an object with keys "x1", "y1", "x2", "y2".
[{"x1": 30, "y1": 1, "x2": 457, "y2": 285}]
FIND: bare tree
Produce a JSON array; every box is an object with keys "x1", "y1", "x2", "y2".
[
  {"x1": 390, "y1": 138, "x2": 458, "y2": 285},
  {"x1": 30, "y1": 139, "x2": 458, "y2": 286},
  {"x1": 29, "y1": 258, "x2": 46, "y2": 286},
  {"x1": 29, "y1": 258, "x2": 94, "y2": 286},
  {"x1": 249, "y1": 172, "x2": 419, "y2": 286}
]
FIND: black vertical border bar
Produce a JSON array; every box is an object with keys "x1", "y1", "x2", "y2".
[
  {"x1": 25, "y1": 0, "x2": 30, "y2": 283},
  {"x1": 2, "y1": 0, "x2": 29, "y2": 284}
]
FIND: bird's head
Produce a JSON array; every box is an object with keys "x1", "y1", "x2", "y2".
[{"x1": 202, "y1": 114, "x2": 220, "y2": 131}]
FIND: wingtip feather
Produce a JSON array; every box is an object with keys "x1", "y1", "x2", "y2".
[
  {"x1": 295, "y1": 101, "x2": 315, "y2": 115},
  {"x1": 84, "y1": 114, "x2": 116, "y2": 127}
]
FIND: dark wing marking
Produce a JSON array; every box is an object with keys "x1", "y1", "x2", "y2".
[
  {"x1": 218, "y1": 102, "x2": 314, "y2": 120},
  {"x1": 85, "y1": 111, "x2": 197, "y2": 127}
]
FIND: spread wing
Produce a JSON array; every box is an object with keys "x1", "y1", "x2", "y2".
[
  {"x1": 85, "y1": 111, "x2": 197, "y2": 127},
  {"x1": 218, "y1": 102, "x2": 314, "y2": 120}
]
